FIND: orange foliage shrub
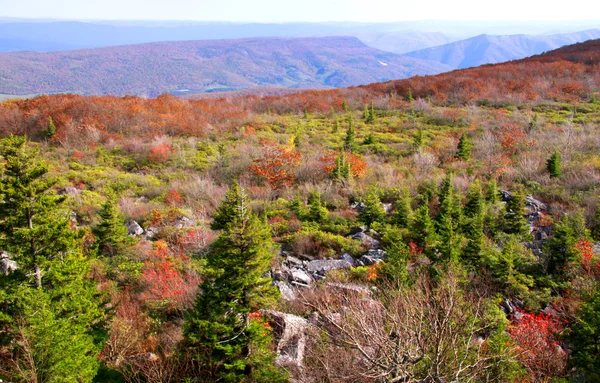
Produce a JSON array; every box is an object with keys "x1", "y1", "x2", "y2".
[
  {"x1": 321, "y1": 151, "x2": 367, "y2": 178},
  {"x1": 249, "y1": 140, "x2": 302, "y2": 189},
  {"x1": 148, "y1": 142, "x2": 173, "y2": 163}
]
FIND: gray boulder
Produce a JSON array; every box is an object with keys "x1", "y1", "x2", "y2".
[
  {"x1": 306, "y1": 258, "x2": 353, "y2": 276},
  {"x1": 356, "y1": 249, "x2": 387, "y2": 266},
  {"x1": 275, "y1": 281, "x2": 298, "y2": 301},
  {"x1": 290, "y1": 268, "x2": 313, "y2": 285},
  {"x1": 59, "y1": 186, "x2": 82, "y2": 196},
  {"x1": 126, "y1": 220, "x2": 144, "y2": 236},
  {"x1": 351, "y1": 231, "x2": 380, "y2": 249},
  {"x1": 341, "y1": 253, "x2": 355, "y2": 266},
  {"x1": 175, "y1": 216, "x2": 196, "y2": 230},
  {"x1": 1, "y1": 251, "x2": 17, "y2": 275},
  {"x1": 264, "y1": 310, "x2": 308, "y2": 369},
  {"x1": 525, "y1": 196, "x2": 547, "y2": 213}
]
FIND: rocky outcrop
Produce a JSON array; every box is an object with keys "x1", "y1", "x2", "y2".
[
  {"x1": 126, "y1": 220, "x2": 145, "y2": 236},
  {"x1": 58, "y1": 186, "x2": 82, "y2": 196},
  {"x1": 264, "y1": 310, "x2": 309, "y2": 369},
  {"x1": 349, "y1": 226, "x2": 381, "y2": 249},
  {"x1": 356, "y1": 249, "x2": 386, "y2": 266},
  {"x1": 1, "y1": 251, "x2": 17, "y2": 275},
  {"x1": 306, "y1": 258, "x2": 353, "y2": 277}
]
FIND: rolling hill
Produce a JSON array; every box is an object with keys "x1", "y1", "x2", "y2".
[
  {"x1": 403, "y1": 29, "x2": 600, "y2": 69},
  {"x1": 0, "y1": 36, "x2": 452, "y2": 97}
]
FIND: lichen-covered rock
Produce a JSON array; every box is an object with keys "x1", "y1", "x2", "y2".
[
  {"x1": 275, "y1": 281, "x2": 297, "y2": 301},
  {"x1": 290, "y1": 268, "x2": 313, "y2": 285},
  {"x1": 1, "y1": 251, "x2": 17, "y2": 275},
  {"x1": 126, "y1": 220, "x2": 144, "y2": 236},
  {"x1": 264, "y1": 310, "x2": 308, "y2": 369},
  {"x1": 306, "y1": 258, "x2": 353, "y2": 277}
]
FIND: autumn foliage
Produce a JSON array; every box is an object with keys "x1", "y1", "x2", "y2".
[
  {"x1": 321, "y1": 151, "x2": 367, "y2": 178},
  {"x1": 509, "y1": 310, "x2": 567, "y2": 380},
  {"x1": 249, "y1": 139, "x2": 302, "y2": 189},
  {"x1": 139, "y1": 240, "x2": 199, "y2": 311},
  {"x1": 149, "y1": 142, "x2": 173, "y2": 163}
]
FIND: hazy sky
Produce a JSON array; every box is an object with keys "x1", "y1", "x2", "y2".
[{"x1": 0, "y1": 0, "x2": 598, "y2": 22}]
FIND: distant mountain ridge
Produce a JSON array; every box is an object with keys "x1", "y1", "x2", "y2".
[
  {"x1": 403, "y1": 29, "x2": 600, "y2": 69},
  {"x1": 0, "y1": 36, "x2": 452, "y2": 97}
]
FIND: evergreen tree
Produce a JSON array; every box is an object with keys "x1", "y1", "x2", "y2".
[
  {"x1": 211, "y1": 180, "x2": 243, "y2": 231},
  {"x1": 362, "y1": 132, "x2": 375, "y2": 145},
  {"x1": 364, "y1": 102, "x2": 375, "y2": 124},
  {"x1": 184, "y1": 186, "x2": 285, "y2": 383},
  {"x1": 483, "y1": 236, "x2": 536, "y2": 297},
  {"x1": 378, "y1": 226, "x2": 409, "y2": 288},
  {"x1": 410, "y1": 200, "x2": 438, "y2": 259},
  {"x1": 289, "y1": 193, "x2": 307, "y2": 220},
  {"x1": 503, "y1": 187, "x2": 530, "y2": 238},
  {"x1": 437, "y1": 173, "x2": 462, "y2": 227},
  {"x1": 0, "y1": 135, "x2": 104, "y2": 382},
  {"x1": 307, "y1": 191, "x2": 328, "y2": 223},
  {"x1": 435, "y1": 174, "x2": 463, "y2": 263},
  {"x1": 412, "y1": 128, "x2": 424, "y2": 152},
  {"x1": 486, "y1": 178, "x2": 501, "y2": 204},
  {"x1": 45, "y1": 117, "x2": 56, "y2": 140},
  {"x1": 342, "y1": 100, "x2": 349, "y2": 111},
  {"x1": 95, "y1": 193, "x2": 132, "y2": 257},
  {"x1": 456, "y1": 133, "x2": 472, "y2": 161},
  {"x1": 462, "y1": 180, "x2": 486, "y2": 266},
  {"x1": 527, "y1": 113, "x2": 539, "y2": 132},
  {"x1": 406, "y1": 88, "x2": 414, "y2": 102},
  {"x1": 344, "y1": 116, "x2": 356, "y2": 153},
  {"x1": 545, "y1": 210, "x2": 589, "y2": 275},
  {"x1": 568, "y1": 288, "x2": 600, "y2": 380},
  {"x1": 333, "y1": 119, "x2": 340, "y2": 133},
  {"x1": 330, "y1": 106, "x2": 336, "y2": 119},
  {"x1": 546, "y1": 150, "x2": 562, "y2": 178},
  {"x1": 392, "y1": 188, "x2": 412, "y2": 229},
  {"x1": 332, "y1": 151, "x2": 352, "y2": 182},
  {"x1": 358, "y1": 191, "x2": 386, "y2": 227}
]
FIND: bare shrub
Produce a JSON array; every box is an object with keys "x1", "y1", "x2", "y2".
[{"x1": 300, "y1": 268, "x2": 517, "y2": 383}]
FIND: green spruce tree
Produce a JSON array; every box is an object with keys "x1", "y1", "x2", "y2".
[
  {"x1": 344, "y1": 116, "x2": 356, "y2": 153},
  {"x1": 412, "y1": 128, "x2": 424, "y2": 152},
  {"x1": 406, "y1": 88, "x2": 414, "y2": 102},
  {"x1": 456, "y1": 133, "x2": 472, "y2": 161},
  {"x1": 503, "y1": 187, "x2": 530, "y2": 238},
  {"x1": 45, "y1": 117, "x2": 57, "y2": 140},
  {"x1": 568, "y1": 288, "x2": 600, "y2": 380},
  {"x1": 184, "y1": 185, "x2": 286, "y2": 383},
  {"x1": 546, "y1": 150, "x2": 562, "y2": 178},
  {"x1": 211, "y1": 180, "x2": 244, "y2": 230},
  {"x1": 307, "y1": 191, "x2": 328, "y2": 223},
  {"x1": 392, "y1": 188, "x2": 412, "y2": 229},
  {"x1": 378, "y1": 227, "x2": 409, "y2": 288},
  {"x1": 462, "y1": 180, "x2": 486, "y2": 267},
  {"x1": 410, "y1": 199, "x2": 439, "y2": 259},
  {"x1": 0, "y1": 135, "x2": 104, "y2": 383},
  {"x1": 95, "y1": 193, "x2": 132, "y2": 257},
  {"x1": 436, "y1": 174, "x2": 463, "y2": 263},
  {"x1": 486, "y1": 178, "x2": 501, "y2": 203},
  {"x1": 358, "y1": 191, "x2": 386, "y2": 227},
  {"x1": 544, "y1": 210, "x2": 589, "y2": 276}
]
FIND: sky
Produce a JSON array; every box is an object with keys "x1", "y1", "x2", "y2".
[{"x1": 1, "y1": 0, "x2": 599, "y2": 22}]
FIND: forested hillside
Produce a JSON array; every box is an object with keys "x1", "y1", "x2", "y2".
[
  {"x1": 0, "y1": 36, "x2": 450, "y2": 97},
  {"x1": 404, "y1": 29, "x2": 600, "y2": 69},
  {"x1": 1, "y1": 39, "x2": 600, "y2": 383}
]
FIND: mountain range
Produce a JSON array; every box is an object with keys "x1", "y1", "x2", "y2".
[
  {"x1": 0, "y1": 36, "x2": 451, "y2": 97},
  {"x1": 403, "y1": 29, "x2": 600, "y2": 69}
]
